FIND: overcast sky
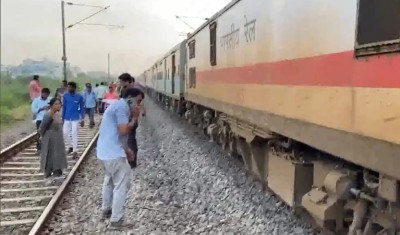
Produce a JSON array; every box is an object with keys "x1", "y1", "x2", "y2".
[{"x1": 1, "y1": 0, "x2": 231, "y2": 75}]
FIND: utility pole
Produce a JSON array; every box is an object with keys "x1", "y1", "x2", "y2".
[
  {"x1": 60, "y1": 1, "x2": 114, "y2": 82},
  {"x1": 61, "y1": 0, "x2": 67, "y2": 81},
  {"x1": 107, "y1": 53, "x2": 110, "y2": 82}
]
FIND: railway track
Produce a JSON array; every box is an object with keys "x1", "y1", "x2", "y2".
[{"x1": 0, "y1": 117, "x2": 101, "y2": 235}]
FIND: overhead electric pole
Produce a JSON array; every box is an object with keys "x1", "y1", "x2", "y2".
[
  {"x1": 61, "y1": 1, "x2": 67, "y2": 81},
  {"x1": 60, "y1": 1, "x2": 114, "y2": 82}
]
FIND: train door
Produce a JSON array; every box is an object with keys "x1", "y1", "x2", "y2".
[{"x1": 171, "y1": 54, "x2": 176, "y2": 94}]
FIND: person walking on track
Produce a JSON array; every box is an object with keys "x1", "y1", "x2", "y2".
[
  {"x1": 97, "y1": 87, "x2": 140, "y2": 229},
  {"x1": 103, "y1": 84, "x2": 119, "y2": 110},
  {"x1": 96, "y1": 82, "x2": 107, "y2": 113},
  {"x1": 82, "y1": 83, "x2": 97, "y2": 128},
  {"x1": 31, "y1": 88, "x2": 52, "y2": 153},
  {"x1": 29, "y1": 75, "x2": 42, "y2": 121},
  {"x1": 55, "y1": 80, "x2": 68, "y2": 104},
  {"x1": 104, "y1": 84, "x2": 119, "y2": 100},
  {"x1": 28, "y1": 75, "x2": 41, "y2": 102},
  {"x1": 39, "y1": 98, "x2": 67, "y2": 184},
  {"x1": 62, "y1": 81, "x2": 84, "y2": 159}
]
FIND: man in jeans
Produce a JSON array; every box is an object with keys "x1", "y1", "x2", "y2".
[
  {"x1": 82, "y1": 83, "x2": 97, "y2": 128},
  {"x1": 31, "y1": 88, "x2": 52, "y2": 153},
  {"x1": 97, "y1": 87, "x2": 140, "y2": 229},
  {"x1": 62, "y1": 82, "x2": 84, "y2": 159}
]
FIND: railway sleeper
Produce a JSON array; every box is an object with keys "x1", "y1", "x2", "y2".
[{"x1": 158, "y1": 96, "x2": 400, "y2": 234}]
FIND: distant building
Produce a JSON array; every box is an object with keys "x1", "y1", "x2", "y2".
[
  {"x1": 1, "y1": 59, "x2": 106, "y2": 81},
  {"x1": 87, "y1": 71, "x2": 108, "y2": 79},
  {"x1": 3, "y1": 58, "x2": 68, "y2": 79},
  {"x1": 1, "y1": 64, "x2": 9, "y2": 73}
]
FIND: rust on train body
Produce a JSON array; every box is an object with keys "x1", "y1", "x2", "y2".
[{"x1": 138, "y1": 0, "x2": 400, "y2": 233}]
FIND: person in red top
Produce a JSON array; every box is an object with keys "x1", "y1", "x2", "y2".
[
  {"x1": 103, "y1": 85, "x2": 118, "y2": 99},
  {"x1": 29, "y1": 75, "x2": 41, "y2": 101},
  {"x1": 102, "y1": 85, "x2": 119, "y2": 110}
]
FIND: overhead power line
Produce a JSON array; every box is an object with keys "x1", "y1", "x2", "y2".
[
  {"x1": 76, "y1": 23, "x2": 124, "y2": 29},
  {"x1": 67, "y1": 5, "x2": 110, "y2": 29}
]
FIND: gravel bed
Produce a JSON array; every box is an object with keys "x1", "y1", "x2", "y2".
[
  {"x1": 0, "y1": 119, "x2": 36, "y2": 150},
  {"x1": 44, "y1": 99, "x2": 314, "y2": 235}
]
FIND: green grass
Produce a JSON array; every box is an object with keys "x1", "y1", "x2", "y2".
[
  {"x1": 0, "y1": 105, "x2": 31, "y2": 131},
  {"x1": 0, "y1": 73, "x2": 105, "y2": 129}
]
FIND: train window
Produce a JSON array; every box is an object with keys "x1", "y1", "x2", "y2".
[
  {"x1": 355, "y1": 0, "x2": 400, "y2": 56},
  {"x1": 172, "y1": 54, "x2": 176, "y2": 79},
  {"x1": 189, "y1": 67, "x2": 196, "y2": 88},
  {"x1": 210, "y1": 22, "x2": 217, "y2": 66},
  {"x1": 189, "y1": 40, "x2": 196, "y2": 59}
]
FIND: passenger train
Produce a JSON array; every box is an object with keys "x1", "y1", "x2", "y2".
[{"x1": 136, "y1": 0, "x2": 400, "y2": 233}]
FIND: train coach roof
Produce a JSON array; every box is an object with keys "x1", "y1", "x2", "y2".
[
  {"x1": 165, "y1": 40, "x2": 187, "y2": 57},
  {"x1": 187, "y1": 0, "x2": 241, "y2": 40},
  {"x1": 153, "y1": 39, "x2": 187, "y2": 65},
  {"x1": 146, "y1": 0, "x2": 239, "y2": 70}
]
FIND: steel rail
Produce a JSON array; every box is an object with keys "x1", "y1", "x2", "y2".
[
  {"x1": 0, "y1": 132, "x2": 37, "y2": 163},
  {"x1": 28, "y1": 130, "x2": 100, "y2": 235}
]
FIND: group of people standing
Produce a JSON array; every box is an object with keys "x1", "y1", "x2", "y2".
[
  {"x1": 93, "y1": 81, "x2": 119, "y2": 113},
  {"x1": 29, "y1": 73, "x2": 145, "y2": 228},
  {"x1": 30, "y1": 78, "x2": 85, "y2": 182}
]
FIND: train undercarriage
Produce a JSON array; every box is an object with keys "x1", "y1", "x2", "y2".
[{"x1": 150, "y1": 91, "x2": 400, "y2": 235}]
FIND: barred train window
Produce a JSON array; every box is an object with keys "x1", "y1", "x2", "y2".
[
  {"x1": 210, "y1": 22, "x2": 217, "y2": 66},
  {"x1": 189, "y1": 67, "x2": 196, "y2": 88},
  {"x1": 355, "y1": 0, "x2": 400, "y2": 56},
  {"x1": 189, "y1": 40, "x2": 196, "y2": 59}
]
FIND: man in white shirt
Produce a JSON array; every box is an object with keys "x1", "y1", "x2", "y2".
[{"x1": 96, "y1": 82, "x2": 107, "y2": 113}]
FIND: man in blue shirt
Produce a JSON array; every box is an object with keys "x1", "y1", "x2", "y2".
[
  {"x1": 31, "y1": 88, "x2": 52, "y2": 152},
  {"x1": 82, "y1": 83, "x2": 97, "y2": 128},
  {"x1": 97, "y1": 87, "x2": 140, "y2": 229},
  {"x1": 62, "y1": 81, "x2": 84, "y2": 159}
]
